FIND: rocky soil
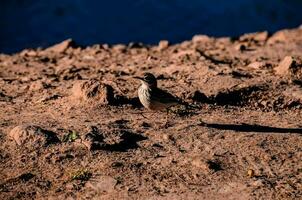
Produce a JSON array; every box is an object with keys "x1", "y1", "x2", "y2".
[{"x1": 0, "y1": 28, "x2": 302, "y2": 200}]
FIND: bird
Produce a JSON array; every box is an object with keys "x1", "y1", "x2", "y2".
[{"x1": 134, "y1": 73, "x2": 182, "y2": 111}]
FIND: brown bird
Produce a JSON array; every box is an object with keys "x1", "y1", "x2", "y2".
[{"x1": 134, "y1": 73, "x2": 181, "y2": 111}]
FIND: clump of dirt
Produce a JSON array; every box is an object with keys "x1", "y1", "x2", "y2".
[
  {"x1": 9, "y1": 125, "x2": 59, "y2": 147},
  {"x1": 82, "y1": 125, "x2": 146, "y2": 151},
  {"x1": 1, "y1": 28, "x2": 302, "y2": 200},
  {"x1": 275, "y1": 56, "x2": 302, "y2": 80},
  {"x1": 72, "y1": 79, "x2": 114, "y2": 105}
]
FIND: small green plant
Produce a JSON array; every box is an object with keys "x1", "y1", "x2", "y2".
[
  {"x1": 62, "y1": 130, "x2": 79, "y2": 142},
  {"x1": 71, "y1": 169, "x2": 92, "y2": 181}
]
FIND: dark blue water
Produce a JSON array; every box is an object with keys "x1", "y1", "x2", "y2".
[{"x1": 1, "y1": 0, "x2": 302, "y2": 53}]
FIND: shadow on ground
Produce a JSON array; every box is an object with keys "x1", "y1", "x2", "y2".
[{"x1": 201, "y1": 122, "x2": 302, "y2": 134}]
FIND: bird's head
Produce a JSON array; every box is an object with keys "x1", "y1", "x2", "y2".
[{"x1": 134, "y1": 73, "x2": 157, "y2": 88}]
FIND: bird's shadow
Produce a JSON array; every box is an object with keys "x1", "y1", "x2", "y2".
[{"x1": 200, "y1": 121, "x2": 302, "y2": 134}]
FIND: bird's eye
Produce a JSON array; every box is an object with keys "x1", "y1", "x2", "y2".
[{"x1": 143, "y1": 73, "x2": 155, "y2": 83}]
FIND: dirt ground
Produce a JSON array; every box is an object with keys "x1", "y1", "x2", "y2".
[{"x1": 0, "y1": 28, "x2": 302, "y2": 200}]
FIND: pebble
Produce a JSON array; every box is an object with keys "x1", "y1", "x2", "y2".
[
  {"x1": 85, "y1": 176, "x2": 117, "y2": 193},
  {"x1": 274, "y1": 56, "x2": 294, "y2": 75},
  {"x1": 45, "y1": 39, "x2": 76, "y2": 53},
  {"x1": 247, "y1": 62, "x2": 266, "y2": 70},
  {"x1": 239, "y1": 31, "x2": 268, "y2": 43},
  {"x1": 112, "y1": 44, "x2": 127, "y2": 52},
  {"x1": 157, "y1": 40, "x2": 169, "y2": 51},
  {"x1": 247, "y1": 169, "x2": 255, "y2": 178},
  {"x1": 20, "y1": 49, "x2": 38, "y2": 57},
  {"x1": 192, "y1": 35, "x2": 211, "y2": 43}
]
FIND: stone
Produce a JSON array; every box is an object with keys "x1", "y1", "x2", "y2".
[
  {"x1": 157, "y1": 40, "x2": 169, "y2": 51},
  {"x1": 9, "y1": 125, "x2": 59, "y2": 147},
  {"x1": 45, "y1": 39, "x2": 76, "y2": 53},
  {"x1": 239, "y1": 31, "x2": 268, "y2": 43},
  {"x1": 81, "y1": 126, "x2": 105, "y2": 150},
  {"x1": 85, "y1": 176, "x2": 117, "y2": 193},
  {"x1": 252, "y1": 179, "x2": 264, "y2": 187},
  {"x1": 72, "y1": 80, "x2": 114, "y2": 105},
  {"x1": 191, "y1": 158, "x2": 209, "y2": 171},
  {"x1": 267, "y1": 31, "x2": 287, "y2": 44},
  {"x1": 192, "y1": 35, "x2": 211, "y2": 43},
  {"x1": 20, "y1": 49, "x2": 38, "y2": 57},
  {"x1": 112, "y1": 44, "x2": 127, "y2": 52},
  {"x1": 274, "y1": 56, "x2": 294, "y2": 75},
  {"x1": 29, "y1": 80, "x2": 48, "y2": 91},
  {"x1": 252, "y1": 31, "x2": 268, "y2": 42},
  {"x1": 180, "y1": 41, "x2": 191, "y2": 48},
  {"x1": 247, "y1": 169, "x2": 255, "y2": 178},
  {"x1": 247, "y1": 62, "x2": 266, "y2": 69}
]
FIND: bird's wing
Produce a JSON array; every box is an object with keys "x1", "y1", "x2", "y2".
[{"x1": 151, "y1": 88, "x2": 180, "y2": 104}]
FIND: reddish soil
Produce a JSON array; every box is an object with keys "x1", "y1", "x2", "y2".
[{"x1": 0, "y1": 28, "x2": 302, "y2": 200}]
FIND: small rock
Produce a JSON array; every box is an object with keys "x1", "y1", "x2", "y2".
[
  {"x1": 252, "y1": 179, "x2": 264, "y2": 187},
  {"x1": 247, "y1": 169, "x2": 255, "y2": 178},
  {"x1": 9, "y1": 125, "x2": 59, "y2": 147},
  {"x1": 29, "y1": 80, "x2": 48, "y2": 91},
  {"x1": 81, "y1": 126, "x2": 105, "y2": 150},
  {"x1": 234, "y1": 44, "x2": 246, "y2": 51},
  {"x1": 162, "y1": 134, "x2": 169, "y2": 141},
  {"x1": 56, "y1": 65, "x2": 84, "y2": 81},
  {"x1": 20, "y1": 77, "x2": 32, "y2": 82},
  {"x1": 20, "y1": 49, "x2": 38, "y2": 57},
  {"x1": 45, "y1": 39, "x2": 76, "y2": 53},
  {"x1": 267, "y1": 31, "x2": 287, "y2": 44},
  {"x1": 191, "y1": 158, "x2": 209, "y2": 171},
  {"x1": 180, "y1": 41, "x2": 191, "y2": 48},
  {"x1": 252, "y1": 31, "x2": 268, "y2": 42},
  {"x1": 247, "y1": 62, "x2": 266, "y2": 70},
  {"x1": 65, "y1": 183, "x2": 74, "y2": 191},
  {"x1": 112, "y1": 44, "x2": 127, "y2": 52},
  {"x1": 128, "y1": 42, "x2": 144, "y2": 48},
  {"x1": 82, "y1": 55, "x2": 95, "y2": 60},
  {"x1": 38, "y1": 94, "x2": 61, "y2": 103},
  {"x1": 274, "y1": 56, "x2": 294, "y2": 75},
  {"x1": 192, "y1": 35, "x2": 211, "y2": 43},
  {"x1": 157, "y1": 40, "x2": 169, "y2": 51},
  {"x1": 102, "y1": 44, "x2": 110, "y2": 50},
  {"x1": 239, "y1": 31, "x2": 268, "y2": 43},
  {"x1": 85, "y1": 176, "x2": 117, "y2": 193},
  {"x1": 231, "y1": 70, "x2": 253, "y2": 78},
  {"x1": 72, "y1": 80, "x2": 114, "y2": 105}
]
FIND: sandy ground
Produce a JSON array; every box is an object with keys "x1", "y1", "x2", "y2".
[{"x1": 0, "y1": 28, "x2": 302, "y2": 200}]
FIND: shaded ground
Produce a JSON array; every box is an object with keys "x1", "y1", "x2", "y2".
[{"x1": 0, "y1": 28, "x2": 302, "y2": 199}]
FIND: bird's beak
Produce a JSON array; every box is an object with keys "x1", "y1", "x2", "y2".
[{"x1": 133, "y1": 76, "x2": 143, "y2": 80}]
